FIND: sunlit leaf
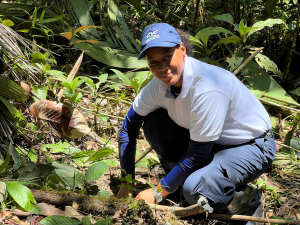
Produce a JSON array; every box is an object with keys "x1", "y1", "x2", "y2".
[
  {"x1": 40, "y1": 215, "x2": 82, "y2": 225},
  {"x1": 2, "y1": 19, "x2": 14, "y2": 27},
  {"x1": 85, "y1": 162, "x2": 109, "y2": 182}
]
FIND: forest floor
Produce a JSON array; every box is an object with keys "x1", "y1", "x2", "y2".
[{"x1": 2, "y1": 97, "x2": 300, "y2": 225}]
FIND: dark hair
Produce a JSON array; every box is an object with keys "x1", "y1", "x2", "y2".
[{"x1": 175, "y1": 28, "x2": 194, "y2": 57}]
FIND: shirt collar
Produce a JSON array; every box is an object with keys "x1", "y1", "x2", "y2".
[{"x1": 158, "y1": 56, "x2": 193, "y2": 98}]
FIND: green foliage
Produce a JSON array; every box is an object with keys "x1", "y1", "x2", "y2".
[
  {"x1": 6, "y1": 181, "x2": 43, "y2": 213},
  {"x1": 61, "y1": 76, "x2": 84, "y2": 105},
  {"x1": 118, "y1": 168, "x2": 139, "y2": 192},
  {"x1": 256, "y1": 180, "x2": 281, "y2": 204},
  {"x1": 40, "y1": 215, "x2": 82, "y2": 225}
]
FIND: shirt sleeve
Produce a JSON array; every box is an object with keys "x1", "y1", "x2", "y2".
[
  {"x1": 119, "y1": 106, "x2": 145, "y2": 178},
  {"x1": 161, "y1": 139, "x2": 215, "y2": 192},
  {"x1": 190, "y1": 91, "x2": 231, "y2": 142}
]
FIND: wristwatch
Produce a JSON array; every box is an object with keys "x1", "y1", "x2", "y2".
[{"x1": 153, "y1": 187, "x2": 163, "y2": 203}]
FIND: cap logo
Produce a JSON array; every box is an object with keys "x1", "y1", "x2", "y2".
[{"x1": 145, "y1": 30, "x2": 160, "y2": 44}]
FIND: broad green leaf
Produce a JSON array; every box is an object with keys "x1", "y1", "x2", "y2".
[
  {"x1": 0, "y1": 96, "x2": 19, "y2": 122},
  {"x1": 18, "y1": 164, "x2": 54, "y2": 182},
  {"x1": 217, "y1": 35, "x2": 240, "y2": 45},
  {"x1": 255, "y1": 53, "x2": 282, "y2": 77},
  {"x1": 213, "y1": 14, "x2": 233, "y2": 25},
  {"x1": 44, "y1": 173, "x2": 68, "y2": 190},
  {"x1": 62, "y1": 147, "x2": 82, "y2": 155},
  {"x1": 289, "y1": 87, "x2": 300, "y2": 96},
  {"x1": 226, "y1": 49, "x2": 244, "y2": 72},
  {"x1": 0, "y1": 76, "x2": 28, "y2": 101},
  {"x1": 52, "y1": 162, "x2": 80, "y2": 178},
  {"x1": 85, "y1": 162, "x2": 109, "y2": 182},
  {"x1": 111, "y1": 69, "x2": 131, "y2": 86},
  {"x1": 195, "y1": 27, "x2": 234, "y2": 40},
  {"x1": 42, "y1": 142, "x2": 70, "y2": 153},
  {"x1": 2, "y1": 19, "x2": 14, "y2": 27},
  {"x1": 0, "y1": 148, "x2": 10, "y2": 175},
  {"x1": 6, "y1": 181, "x2": 42, "y2": 213},
  {"x1": 74, "y1": 38, "x2": 147, "y2": 69},
  {"x1": 32, "y1": 85, "x2": 48, "y2": 100},
  {"x1": 94, "y1": 217, "x2": 112, "y2": 225},
  {"x1": 87, "y1": 148, "x2": 114, "y2": 162},
  {"x1": 238, "y1": 20, "x2": 245, "y2": 36},
  {"x1": 40, "y1": 215, "x2": 82, "y2": 225},
  {"x1": 270, "y1": 117, "x2": 277, "y2": 128},
  {"x1": 82, "y1": 216, "x2": 92, "y2": 225},
  {"x1": 29, "y1": 149, "x2": 37, "y2": 162},
  {"x1": 9, "y1": 144, "x2": 21, "y2": 170},
  {"x1": 63, "y1": 172, "x2": 85, "y2": 188},
  {"x1": 247, "y1": 19, "x2": 285, "y2": 37},
  {"x1": 98, "y1": 73, "x2": 108, "y2": 84},
  {"x1": 70, "y1": 0, "x2": 100, "y2": 38},
  {"x1": 31, "y1": 52, "x2": 47, "y2": 61},
  {"x1": 135, "y1": 150, "x2": 148, "y2": 168}
]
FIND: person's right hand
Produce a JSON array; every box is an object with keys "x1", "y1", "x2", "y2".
[{"x1": 117, "y1": 183, "x2": 136, "y2": 199}]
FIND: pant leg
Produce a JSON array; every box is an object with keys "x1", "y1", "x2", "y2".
[
  {"x1": 183, "y1": 137, "x2": 276, "y2": 211},
  {"x1": 143, "y1": 108, "x2": 190, "y2": 173}
]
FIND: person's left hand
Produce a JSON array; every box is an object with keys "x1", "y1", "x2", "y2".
[{"x1": 136, "y1": 188, "x2": 155, "y2": 203}]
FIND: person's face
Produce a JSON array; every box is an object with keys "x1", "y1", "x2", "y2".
[{"x1": 145, "y1": 43, "x2": 186, "y2": 87}]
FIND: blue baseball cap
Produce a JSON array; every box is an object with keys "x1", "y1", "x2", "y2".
[{"x1": 138, "y1": 23, "x2": 182, "y2": 60}]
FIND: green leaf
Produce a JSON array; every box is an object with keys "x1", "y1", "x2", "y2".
[
  {"x1": 82, "y1": 216, "x2": 92, "y2": 225},
  {"x1": 18, "y1": 164, "x2": 54, "y2": 182},
  {"x1": 63, "y1": 172, "x2": 85, "y2": 188},
  {"x1": 255, "y1": 53, "x2": 282, "y2": 77},
  {"x1": 247, "y1": 19, "x2": 285, "y2": 37},
  {"x1": 94, "y1": 217, "x2": 112, "y2": 225},
  {"x1": 0, "y1": 148, "x2": 10, "y2": 174},
  {"x1": 213, "y1": 14, "x2": 233, "y2": 25},
  {"x1": 2, "y1": 19, "x2": 14, "y2": 27},
  {"x1": 0, "y1": 76, "x2": 28, "y2": 101},
  {"x1": 98, "y1": 190, "x2": 112, "y2": 198},
  {"x1": 70, "y1": 0, "x2": 100, "y2": 38},
  {"x1": 40, "y1": 215, "x2": 82, "y2": 225},
  {"x1": 238, "y1": 20, "x2": 245, "y2": 37},
  {"x1": 9, "y1": 144, "x2": 21, "y2": 170},
  {"x1": 87, "y1": 148, "x2": 114, "y2": 162},
  {"x1": 29, "y1": 149, "x2": 37, "y2": 162},
  {"x1": 85, "y1": 162, "x2": 109, "y2": 182},
  {"x1": 32, "y1": 85, "x2": 48, "y2": 100},
  {"x1": 42, "y1": 142, "x2": 70, "y2": 153},
  {"x1": 111, "y1": 69, "x2": 131, "y2": 86},
  {"x1": 289, "y1": 87, "x2": 300, "y2": 97},
  {"x1": 195, "y1": 27, "x2": 234, "y2": 40},
  {"x1": 31, "y1": 52, "x2": 47, "y2": 61},
  {"x1": 135, "y1": 150, "x2": 149, "y2": 168},
  {"x1": 6, "y1": 181, "x2": 42, "y2": 213},
  {"x1": 43, "y1": 14, "x2": 65, "y2": 24},
  {"x1": 52, "y1": 162, "x2": 80, "y2": 178},
  {"x1": 74, "y1": 38, "x2": 147, "y2": 69}
]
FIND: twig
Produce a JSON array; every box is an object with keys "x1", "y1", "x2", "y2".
[
  {"x1": 135, "y1": 146, "x2": 153, "y2": 164},
  {"x1": 259, "y1": 98, "x2": 300, "y2": 113},
  {"x1": 233, "y1": 47, "x2": 264, "y2": 75},
  {"x1": 275, "y1": 141, "x2": 300, "y2": 153},
  {"x1": 148, "y1": 203, "x2": 299, "y2": 224},
  {"x1": 262, "y1": 94, "x2": 300, "y2": 108}
]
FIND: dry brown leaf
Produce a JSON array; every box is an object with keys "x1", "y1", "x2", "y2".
[{"x1": 30, "y1": 100, "x2": 90, "y2": 139}]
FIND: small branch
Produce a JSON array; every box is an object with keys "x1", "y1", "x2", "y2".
[
  {"x1": 275, "y1": 141, "x2": 300, "y2": 154},
  {"x1": 259, "y1": 98, "x2": 300, "y2": 113},
  {"x1": 233, "y1": 47, "x2": 264, "y2": 76},
  {"x1": 148, "y1": 203, "x2": 299, "y2": 224},
  {"x1": 135, "y1": 147, "x2": 153, "y2": 164},
  {"x1": 261, "y1": 94, "x2": 300, "y2": 108}
]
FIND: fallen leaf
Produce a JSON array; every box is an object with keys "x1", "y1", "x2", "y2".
[{"x1": 30, "y1": 100, "x2": 90, "y2": 139}]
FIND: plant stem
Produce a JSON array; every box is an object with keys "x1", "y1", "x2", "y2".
[
  {"x1": 233, "y1": 47, "x2": 264, "y2": 75},
  {"x1": 259, "y1": 98, "x2": 300, "y2": 113}
]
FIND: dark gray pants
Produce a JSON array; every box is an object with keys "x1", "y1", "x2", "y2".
[{"x1": 143, "y1": 108, "x2": 276, "y2": 211}]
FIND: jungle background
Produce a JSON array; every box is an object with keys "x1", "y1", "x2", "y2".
[{"x1": 0, "y1": 0, "x2": 300, "y2": 224}]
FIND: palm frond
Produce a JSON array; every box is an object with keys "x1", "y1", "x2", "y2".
[{"x1": 0, "y1": 23, "x2": 46, "y2": 82}]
